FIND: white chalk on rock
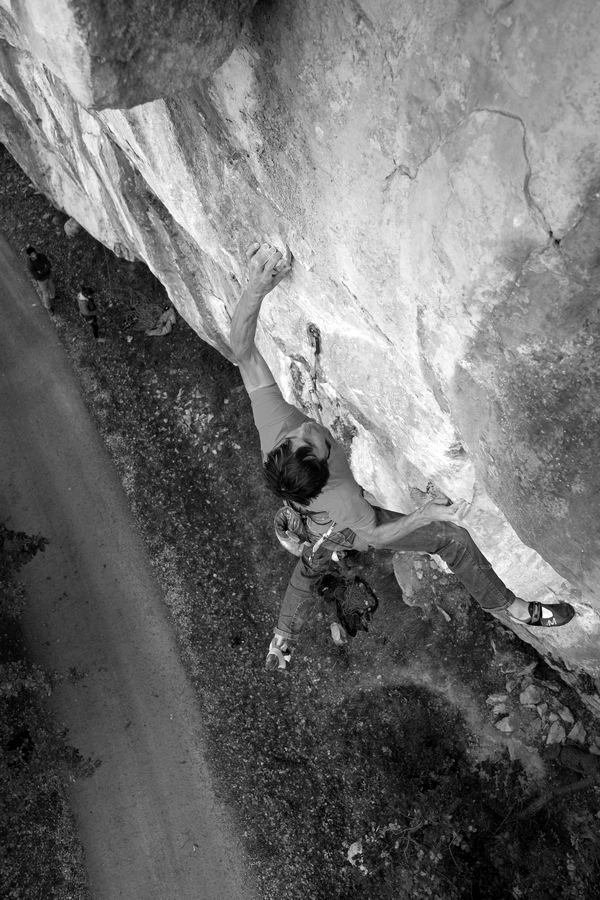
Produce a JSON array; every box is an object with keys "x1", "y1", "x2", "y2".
[{"x1": 265, "y1": 235, "x2": 291, "y2": 272}]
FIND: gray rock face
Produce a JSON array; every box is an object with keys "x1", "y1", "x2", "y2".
[
  {"x1": 0, "y1": 1, "x2": 599, "y2": 672},
  {"x1": 0, "y1": 0, "x2": 257, "y2": 108}
]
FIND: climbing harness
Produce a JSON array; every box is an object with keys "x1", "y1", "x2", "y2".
[
  {"x1": 274, "y1": 501, "x2": 354, "y2": 562},
  {"x1": 274, "y1": 505, "x2": 309, "y2": 556},
  {"x1": 306, "y1": 322, "x2": 323, "y2": 425},
  {"x1": 307, "y1": 521, "x2": 336, "y2": 562}
]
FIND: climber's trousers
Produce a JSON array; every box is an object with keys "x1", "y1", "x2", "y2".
[{"x1": 274, "y1": 510, "x2": 515, "y2": 642}]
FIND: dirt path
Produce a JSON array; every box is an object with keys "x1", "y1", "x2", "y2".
[{"x1": 0, "y1": 233, "x2": 255, "y2": 900}]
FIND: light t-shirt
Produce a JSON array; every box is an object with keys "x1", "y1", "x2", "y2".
[{"x1": 250, "y1": 383, "x2": 377, "y2": 540}]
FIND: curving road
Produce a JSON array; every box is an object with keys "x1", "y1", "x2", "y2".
[{"x1": 0, "y1": 233, "x2": 255, "y2": 900}]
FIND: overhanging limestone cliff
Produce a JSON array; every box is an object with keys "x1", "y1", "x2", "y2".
[{"x1": 0, "y1": 0, "x2": 599, "y2": 675}]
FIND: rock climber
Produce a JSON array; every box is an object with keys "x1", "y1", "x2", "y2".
[
  {"x1": 230, "y1": 241, "x2": 575, "y2": 671},
  {"x1": 26, "y1": 245, "x2": 56, "y2": 312}
]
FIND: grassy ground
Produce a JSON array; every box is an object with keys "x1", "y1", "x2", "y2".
[{"x1": 2, "y1": 144, "x2": 600, "y2": 899}]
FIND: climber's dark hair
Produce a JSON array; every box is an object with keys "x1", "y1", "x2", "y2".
[{"x1": 263, "y1": 438, "x2": 330, "y2": 505}]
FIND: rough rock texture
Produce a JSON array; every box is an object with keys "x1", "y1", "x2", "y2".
[
  {"x1": 0, "y1": 0, "x2": 257, "y2": 108},
  {"x1": 0, "y1": 0, "x2": 599, "y2": 673}
]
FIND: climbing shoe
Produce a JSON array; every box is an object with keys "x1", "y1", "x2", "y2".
[
  {"x1": 265, "y1": 635, "x2": 293, "y2": 671},
  {"x1": 509, "y1": 600, "x2": 575, "y2": 628},
  {"x1": 317, "y1": 574, "x2": 379, "y2": 638}
]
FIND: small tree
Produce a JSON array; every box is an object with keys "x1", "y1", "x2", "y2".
[{"x1": 0, "y1": 523, "x2": 91, "y2": 900}]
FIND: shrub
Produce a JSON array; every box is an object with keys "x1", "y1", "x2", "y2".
[{"x1": 0, "y1": 524, "x2": 91, "y2": 900}]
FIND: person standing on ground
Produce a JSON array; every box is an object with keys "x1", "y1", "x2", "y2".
[
  {"x1": 230, "y1": 241, "x2": 576, "y2": 671},
  {"x1": 25, "y1": 245, "x2": 55, "y2": 312},
  {"x1": 76, "y1": 285, "x2": 104, "y2": 342}
]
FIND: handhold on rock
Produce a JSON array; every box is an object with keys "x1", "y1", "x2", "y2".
[{"x1": 266, "y1": 236, "x2": 291, "y2": 272}]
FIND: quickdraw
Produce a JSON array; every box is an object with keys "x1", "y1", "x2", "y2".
[
  {"x1": 308, "y1": 521, "x2": 336, "y2": 563},
  {"x1": 306, "y1": 322, "x2": 323, "y2": 425}
]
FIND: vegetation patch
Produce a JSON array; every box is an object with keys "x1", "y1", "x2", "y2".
[{"x1": 0, "y1": 525, "x2": 92, "y2": 900}]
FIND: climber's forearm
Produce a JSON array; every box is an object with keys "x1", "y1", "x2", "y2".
[
  {"x1": 231, "y1": 241, "x2": 292, "y2": 392},
  {"x1": 364, "y1": 508, "x2": 431, "y2": 548},
  {"x1": 230, "y1": 286, "x2": 265, "y2": 362},
  {"x1": 230, "y1": 287, "x2": 276, "y2": 391},
  {"x1": 357, "y1": 498, "x2": 471, "y2": 549}
]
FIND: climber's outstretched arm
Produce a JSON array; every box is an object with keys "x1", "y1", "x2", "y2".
[
  {"x1": 230, "y1": 241, "x2": 291, "y2": 393},
  {"x1": 360, "y1": 498, "x2": 471, "y2": 549}
]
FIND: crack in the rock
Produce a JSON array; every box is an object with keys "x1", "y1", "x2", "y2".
[
  {"x1": 387, "y1": 107, "x2": 553, "y2": 241},
  {"x1": 473, "y1": 106, "x2": 552, "y2": 237},
  {"x1": 337, "y1": 278, "x2": 395, "y2": 348},
  {"x1": 386, "y1": 111, "x2": 477, "y2": 185},
  {"x1": 385, "y1": 161, "x2": 416, "y2": 181},
  {"x1": 382, "y1": 49, "x2": 395, "y2": 86}
]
